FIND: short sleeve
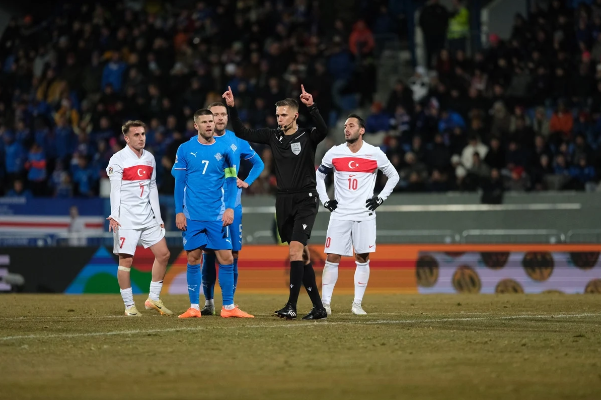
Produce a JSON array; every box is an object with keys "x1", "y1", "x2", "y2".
[{"x1": 106, "y1": 155, "x2": 123, "y2": 181}]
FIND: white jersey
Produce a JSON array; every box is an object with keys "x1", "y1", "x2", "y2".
[
  {"x1": 106, "y1": 146, "x2": 161, "y2": 230},
  {"x1": 319, "y1": 142, "x2": 392, "y2": 221}
]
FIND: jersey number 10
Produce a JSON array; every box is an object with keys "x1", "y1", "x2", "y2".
[{"x1": 348, "y1": 178, "x2": 358, "y2": 190}]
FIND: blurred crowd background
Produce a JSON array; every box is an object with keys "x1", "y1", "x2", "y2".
[{"x1": 1, "y1": 0, "x2": 600, "y2": 204}]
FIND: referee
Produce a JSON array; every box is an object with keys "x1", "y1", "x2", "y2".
[{"x1": 222, "y1": 85, "x2": 328, "y2": 320}]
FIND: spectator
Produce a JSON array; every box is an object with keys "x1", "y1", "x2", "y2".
[
  {"x1": 366, "y1": 102, "x2": 390, "y2": 134},
  {"x1": 386, "y1": 80, "x2": 414, "y2": 115},
  {"x1": 461, "y1": 135, "x2": 488, "y2": 169},
  {"x1": 484, "y1": 137, "x2": 506, "y2": 170},
  {"x1": 71, "y1": 154, "x2": 97, "y2": 197},
  {"x1": 25, "y1": 142, "x2": 46, "y2": 196},
  {"x1": 550, "y1": 102, "x2": 574, "y2": 141},
  {"x1": 6, "y1": 179, "x2": 33, "y2": 198},
  {"x1": 447, "y1": 0, "x2": 470, "y2": 53},
  {"x1": 419, "y1": 0, "x2": 449, "y2": 68},
  {"x1": 101, "y1": 52, "x2": 127, "y2": 92},
  {"x1": 481, "y1": 168, "x2": 504, "y2": 204},
  {"x1": 349, "y1": 20, "x2": 375, "y2": 58}
]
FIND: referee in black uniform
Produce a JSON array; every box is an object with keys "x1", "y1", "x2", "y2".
[{"x1": 222, "y1": 85, "x2": 328, "y2": 320}]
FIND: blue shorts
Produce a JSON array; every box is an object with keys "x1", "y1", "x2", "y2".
[
  {"x1": 231, "y1": 206, "x2": 243, "y2": 252},
  {"x1": 182, "y1": 220, "x2": 232, "y2": 251}
]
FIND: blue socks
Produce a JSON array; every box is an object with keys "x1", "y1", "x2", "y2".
[
  {"x1": 218, "y1": 263, "x2": 235, "y2": 306},
  {"x1": 233, "y1": 257, "x2": 239, "y2": 295},
  {"x1": 187, "y1": 263, "x2": 201, "y2": 305},
  {"x1": 201, "y1": 252, "x2": 217, "y2": 301}
]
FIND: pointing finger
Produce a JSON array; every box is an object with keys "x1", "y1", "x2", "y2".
[
  {"x1": 228, "y1": 86, "x2": 232, "y2": 93},
  {"x1": 301, "y1": 84, "x2": 306, "y2": 93}
]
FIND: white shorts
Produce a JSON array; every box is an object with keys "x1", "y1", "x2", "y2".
[
  {"x1": 113, "y1": 225, "x2": 165, "y2": 256},
  {"x1": 324, "y1": 219, "x2": 376, "y2": 257}
]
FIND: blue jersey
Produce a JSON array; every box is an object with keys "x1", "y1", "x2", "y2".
[
  {"x1": 172, "y1": 136, "x2": 237, "y2": 222},
  {"x1": 214, "y1": 130, "x2": 258, "y2": 207}
]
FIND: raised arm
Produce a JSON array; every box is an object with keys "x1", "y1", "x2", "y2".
[
  {"x1": 300, "y1": 84, "x2": 328, "y2": 144},
  {"x1": 223, "y1": 86, "x2": 272, "y2": 144}
]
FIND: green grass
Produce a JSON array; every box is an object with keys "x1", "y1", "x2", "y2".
[{"x1": 1, "y1": 294, "x2": 600, "y2": 400}]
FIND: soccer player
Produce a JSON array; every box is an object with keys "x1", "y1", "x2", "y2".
[
  {"x1": 198, "y1": 102, "x2": 264, "y2": 316},
  {"x1": 315, "y1": 114, "x2": 399, "y2": 315},
  {"x1": 172, "y1": 109, "x2": 253, "y2": 319},
  {"x1": 106, "y1": 120, "x2": 173, "y2": 317},
  {"x1": 223, "y1": 84, "x2": 328, "y2": 320}
]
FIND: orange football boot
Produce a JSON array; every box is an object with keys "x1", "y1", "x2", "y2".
[
  {"x1": 178, "y1": 307, "x2": 201, "y2": 318},
  {"x1": 221, "y1": 306, "x2": 254, "y2": 318}
]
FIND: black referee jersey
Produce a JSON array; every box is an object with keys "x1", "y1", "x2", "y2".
[{"x1": 227, "y1": 105, "x2": 328, "y2": 193}]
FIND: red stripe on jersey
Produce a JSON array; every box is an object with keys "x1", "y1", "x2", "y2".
[
  {"x1": 122, "y1": 165, "x2": 153, "y2": 181},
  {"x1": 332, "y1": 157, "x2": 377, "y2": 173}
]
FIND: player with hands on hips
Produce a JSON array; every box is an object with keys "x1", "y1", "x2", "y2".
[{"x1": 316, "y1": 114, "x2": 399, "y2": 315}]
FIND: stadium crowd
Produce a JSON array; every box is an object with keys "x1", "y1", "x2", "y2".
[
  {"x1": 3, "y1": 0, "x2": 601, "y2": 201},
  {"x1": 371, "y1": 0, "x2": 601, "y2": 199},
  {"x1": 0, "y1": 0, "x2": 393, "y2": 198}
]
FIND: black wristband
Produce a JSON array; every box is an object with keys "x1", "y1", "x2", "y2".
[{"x1": 307, "y1": 104, "x2": 317, "y2": 112}]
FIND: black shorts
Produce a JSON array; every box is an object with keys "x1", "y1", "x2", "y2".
[{"x1": 275, "y1": 191, "x2": 319, "y2": 245}]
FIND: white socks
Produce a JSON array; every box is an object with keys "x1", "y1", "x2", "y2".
[
  {"x1": 149, "y1": 281, "x2": 163, "y2": 301},
  {"x1": 191, "y1": 304, "x2": 200, "y2": 310},
  {"x1": 120, "y1": 287, "x2": 134, "y2": 308},
  {"x1": 205, "y1": 299, "x2": 215, "y2": 307},
  {"x1": 354, "y1": 261, "x2": 370, "y2": 304},
  {"x1": 224, "y1": 304, "x2": 235, "y2": 310},
  {"x1": 321, "y1": 261, "x2": 339, "y2": 304}
]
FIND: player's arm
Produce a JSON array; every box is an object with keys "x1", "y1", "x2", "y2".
[
  {"x1": 300, "y1": 84, "x2": 329, "y2": 144},
  {"x1": 222, "y1": 149, "x2": 238, "y2": 226},
  {"x1": 367, "y1": 150, "x2": 400, "y2": 211},
  {"x1": 316, "y1": 149, "x2": 337, "y2": 212},
  {"x1": 148, "y1": 158, "x2": 164, "y2": 227},
  {"x1": 171, "y1": 146, "x2": 187, "y2": 231},
  {"x1": 106, "y1": 158, "x2": 123, "y2": 232},
  {"x1": 222, "y1": 86, "x2": 272, "y2": 144},
  {"x1": 237, "y1": 140, "x2": 264, "y2": 189}
]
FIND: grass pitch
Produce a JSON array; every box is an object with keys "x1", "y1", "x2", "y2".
[{"x1": 1, "y1": 294, "x2": 600, "y2": 400}]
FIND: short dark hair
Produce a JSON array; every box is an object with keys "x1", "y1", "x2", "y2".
[
  {"x1": 346, "y1": 113, "x2": 365, "y2": 129},
  {"x1": 122, "y1": 120, "x2": 147, "y2": 135},
  {"x1": 207, "y1": 101, "x2": 227, "y2": 110},
  {"x1": 275, "y1": 98, "x2": 299, "y2": 111},
  {"x1": 193, "y1": 108, "x2": 214, "y2": 121}
]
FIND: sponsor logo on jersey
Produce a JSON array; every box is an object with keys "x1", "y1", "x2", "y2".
[
  {"x1": 291, "y1": 142, "x2": 301, "y2": 155},
  {"x1": 190, "y1": 152, "x2": 197, "y2": 157}
]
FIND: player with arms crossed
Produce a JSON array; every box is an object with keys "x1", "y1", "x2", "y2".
[
  {"x1": 223, "y1": 85, "x2": 328, "y2": 320},
  {"x1": 316, "y1": 114, "x2": 399, "y2": 315},
  {"x1": 198, "y1": 102, "x2": 264, "y2": 315},
  {"x1": 173, "y1": 109, "x2": 253, "y2": 319},
  {"x1": 107, "y1": 120, "x2": 172, "y2": 316}
]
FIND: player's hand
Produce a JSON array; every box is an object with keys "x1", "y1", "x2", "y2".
[
  {"x1": 176, "y1": 213, "x2": 187, "y2": 231},
  {"x1": 299, "y1": 84, "x2": 314, "y2": 107},
  {"x1": 366, "y1": 195, "x2": 384, "y2": 211},
  {"x1": 222, "y1": 208, "x2": 234, "y2": 226},
  {"x1": 107, "y1": 217, "x2": 121, "y2": 232},
  {"x1": 324, "y1": 199, "x2": 338, "y2": 212},
  {"x1": 222, "y1": 86, "x2": 235, "y2": 107},
  {"x1": 237, "y1": 178, "x2": 249, "y2": 188}
]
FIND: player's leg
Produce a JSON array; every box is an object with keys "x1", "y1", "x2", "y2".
[
  {"x1": 178, "y1": 220, "x2": 207, "y2": 318},
  {"x1": 231, "y1": 205, "x2": 243, "y2": 295},
  {"x1": 201, "y1": 249, "x2": 217, "y2": 315},
  {"x1": 291, "y1": 192, "x2": 327, "y2": 320},
  {"x1": 141, "y1": 226, "x2": 173, "y2": 315},
  {"x1": 178, "y1": 248, "x2": 203, "y2": 318},
  {"x1": 274, "y1": 194, "x2": 301, "y2": 318},
  {"x1": 113, "y1": 229, "x2": 141, "y2": 316},
  {"x1": 209, "y1": 223, "x2": 253, "y2": 318},
  {"x1": 350, "y1": 219, "x2": 377, "y2": 315},
  {"x1": 322, "y1": 219, "x2": 353, "y2": 315}
]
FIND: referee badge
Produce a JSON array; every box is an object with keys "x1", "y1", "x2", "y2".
[{"x1": 291, "y1": 142, "x2": 301, "y2": 155}]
